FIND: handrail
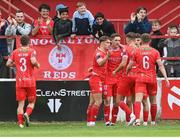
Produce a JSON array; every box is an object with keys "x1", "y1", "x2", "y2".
[
  {"x1": 2, "y1": 0, "x2": 34, "y2": 22},
  {"x1": 151, "y1": 35, "x2": 180, "y2": 39},
  {"x1": 0, "y1": 35, "x2": 179, "y2": 39},
  {"x1": 159, "y1": 5, "x2": 180, "y2": 20},
  {"x1": 161, "y1": 57, "x2": 180, "y2": 60},
  {"x1": 147, "y1": 0, "x2": 170, "y2": 16},
  {"x1": 20, "y1": 0, "x2": 38, "y2": 12},
  {"x1": 108, "y1": 18, "x2": 156, "y2": 22},
  {"x1": 109, "y1": 19, "x2": 129, "y2": 22}
]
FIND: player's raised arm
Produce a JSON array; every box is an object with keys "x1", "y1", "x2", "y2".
[{"x1": 156, "y1": 59, "x2": 170, "y2": 87}]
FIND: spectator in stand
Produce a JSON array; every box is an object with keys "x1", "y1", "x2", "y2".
[
  {"x1": 53, "y1": 4, "x2": 72, "y2": 44},
  {"x1": 32, "y1": 4, "x2": 54, "y2": 36},
  {"x1": 5, "y1": 10, "x2": 31, "y2": 50},
  {"x1": 0, "y1": 10, "x2": 9, "y2": 78},
  {"x1": 71, "y1": 1, "x2": 94, "y2": 37},
  {"x1": 124, "y1": 7, "x2": 151, "y2": 34},
  {"x1": 92, "y1": 12, "x2": 115, "y2": 39},
  {"x1": 150, "y1": 20, "x2": 163, "y2": 56},
  {"x1": 159, "y1": 25, "x2": 180, "y2": 77}
]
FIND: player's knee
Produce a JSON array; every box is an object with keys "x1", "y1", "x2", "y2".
[
  {"x1": 104, "y1": 98, "x2": 111, "y2": 106},
  {"x1": 17, "y1": 106, "x2": 24, "y2": 114},
  {"x1": 149, "y1": 95, "x2": 156, "y2": 104}
]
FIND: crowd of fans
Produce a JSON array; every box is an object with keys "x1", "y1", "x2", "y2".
[{"x1": 0, "y1": 2, "x2": 179, "y2": 78}]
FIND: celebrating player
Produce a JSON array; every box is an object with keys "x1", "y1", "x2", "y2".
[
  {"x1": 113, "y1": 32, "x2": 137, "y2": 126},
  {"x1": 6, "y1": 35, "x2": 40, "y2": 128},
  {"x1": 87, "y1": 36, "x2": 111, "y2": 126},
  {"x1": 104, "y1": 33, "x2": 127, "y2": 126},
  {"x1": 127, "y1": 33, "x2": 169, "y2": 126}
]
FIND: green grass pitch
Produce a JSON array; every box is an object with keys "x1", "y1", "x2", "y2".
[{"x1": 0, "y1": 120, "x2": 180, "y2": 137}]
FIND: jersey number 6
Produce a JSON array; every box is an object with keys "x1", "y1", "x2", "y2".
[{"x1": 143, "y1": 56, "x2": 150, "y2": 69}]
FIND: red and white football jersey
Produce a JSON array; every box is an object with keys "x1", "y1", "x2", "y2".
[{"x1": 10, "y1": 47, "x2": 37, "y2": 87}]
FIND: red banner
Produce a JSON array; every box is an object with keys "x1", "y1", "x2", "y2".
[
  {"x1": 17, "y1": 36, "x2": 98, "y2": 80},
  {"x1": 161, "y1": 80, "x2": 180, "y2": 119}
]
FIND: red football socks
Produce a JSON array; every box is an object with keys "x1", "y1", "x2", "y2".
[
  {"x1": 104, "y1": 105, "x2": 110, "y2": 123},
  {"x1": 143, "y1": 110, "x2": 149, "y2": 122},
  {"x1": 134, "y1": 102, "x2": 141, "y2": 120},
  {"x1": 111, "y1": 106, "x2": 118, "y2": 124},
  {"x1": 90, "y1": 105, "x2": 99, "y2": 122},
  {"x1": 119, "y1": 101, "x2": 132, "y2": 115},
  {"x1": 150, "y1": 104, "x2": 157, "y2": 122},
  {"x1": 17, "y1": 114, "x2": 24, "y2": 125},
  {"x1": 26, "y1": 107, "x2": 33, "y2": 116},
  {"x1": 87, "y1": 105, "x2": 92, "y2": 122},
  {"x1": 126, "y1": 113, "x2": 130, "y2": 122}
]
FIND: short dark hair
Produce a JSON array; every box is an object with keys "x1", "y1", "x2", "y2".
[
  {"x1": 136, "y1": 6, "x2": 147, "y2": 14},
  {"x1": 58, "y1": 8, "x2": 69, "y2": 15},
  {"x1": 95, "y1": 12, "x2": 104, "y2": 20},
  {"x1": 141, "y1": 33, "x2": 151, "y2": 43},
  {"x1": 111, "y1": 33, "x2": 121, "y2": 39},
  {"x1": 20, "y1": 35, "x2": 30, "y2": 46},
  {"x1": 135, "y1": 33, "x2": 141, "y2": 38},
  {"x1": 126, "y1": 32, "x2": 136, "y2": 40},
  {"x1": 99, "y1": 36, "x2": 110, "y2": 43},
  {"x1": 39, "y1": 4, "x2": 51, "y2": 12},
  {"x1": 16, "y1": 10, "x2": 24, "y2": 14}
]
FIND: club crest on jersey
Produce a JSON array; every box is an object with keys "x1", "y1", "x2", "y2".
[{"x1": 49, "y1": 44, "x2": 73, "y2": 70}]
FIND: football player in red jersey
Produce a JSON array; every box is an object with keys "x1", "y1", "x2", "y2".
[
  {"x1": 127, "y1": 33, "x2": 169, "y2": 126},
  {"x1": 127, "y1": 33, "x2": 149, "y2": 126},
  {"x1": 113, "y1": 32, "x2": 138, "y2": 126},
  {"x1": 87, "y1": 36, "x2": 111, "y2": 126},
  {"x1": 103, "y1": 33, "x2": 128, "y2": 126},
  {"x1": 6, "y1": 35, "x2": 40, "y2": 128}
]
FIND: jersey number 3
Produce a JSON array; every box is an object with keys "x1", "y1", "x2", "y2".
[
  {"x1": 143, "y1": 56, "x2": 150, "y2": 69},
  {"x1": 20, "y1": 57, "x2": 27, "y2": 72}
]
